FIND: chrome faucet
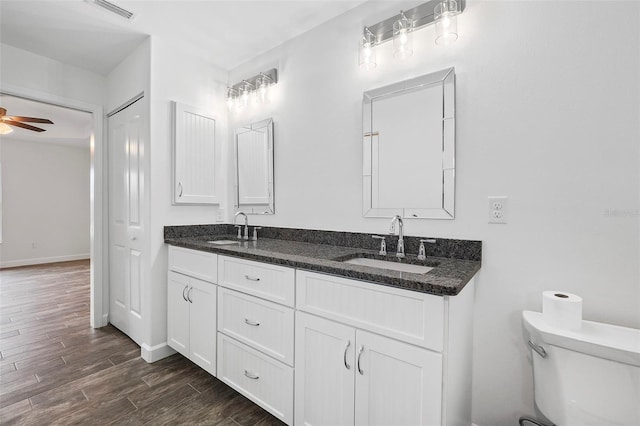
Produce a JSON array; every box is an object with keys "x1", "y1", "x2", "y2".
[
  {"x1": 389, "y1": 215, "x2": 405, "y2": 258},
  {"x1": 234, "y1": 211, "x2": 249, "y2": 240}
]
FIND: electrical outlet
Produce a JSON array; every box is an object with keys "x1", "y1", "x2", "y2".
[{"x1": 488, "y1": 196, "x2": 508, "y2": 224}]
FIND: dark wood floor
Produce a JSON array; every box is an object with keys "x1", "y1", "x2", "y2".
[{"x1": 0, "y1": 260, "x2": 285, "y2": 425}]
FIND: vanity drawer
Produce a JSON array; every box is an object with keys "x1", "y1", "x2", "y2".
[
  {"x1": 218, "y1": 287, "x2": 294, "y2": 366},
  {"x1": 218, "y1": 256, "x2": 295, "y2": 307},
  {"x1": 296, "y1": 270, "x2": 445, "y2": 352},
  {"x1": 168, "y1": 246, "x2": 217, "y2": 283},
  {"x1": 217, "y1": 333, "x2": 293, "y2": 425}
]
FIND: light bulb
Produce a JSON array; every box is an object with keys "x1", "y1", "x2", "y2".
[
  {"x1": 0, "y1": 122, "x2": 13, "y2": 135},
  {"x1": 399, "y1": 29, "x2": 408, "y2": 45},
  {"x1": 363, "y1": 42, "x2": 372, "y2": 58},
  {"x1": 242, "y1": 90, "x2": 249, "y2": 106}
]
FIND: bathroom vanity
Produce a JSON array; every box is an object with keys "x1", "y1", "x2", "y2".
[{"x1": 165, "y1": 225, "x2": 480, "y2": 426}]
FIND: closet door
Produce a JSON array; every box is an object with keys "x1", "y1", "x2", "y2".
[
  {"x1": 173, "y1": 102, "x2": 218, "y2": 204},
  {"x1": 108, "y1": 97, "x2": 146, "y2": 345}
]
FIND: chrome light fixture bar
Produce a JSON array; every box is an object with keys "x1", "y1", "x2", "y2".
[
  {"x1": 227, "y1": 68, "x2": 278, "y2": 111},
  {"x1": 365, "y1": 0, "x2": 465, "y2": 45},
  {"x1": 85, "y1": 0, "x2": 135, "y2": 20},
  {"x1": 359, "y1": 0, "x2": 465, "y2": 68}
]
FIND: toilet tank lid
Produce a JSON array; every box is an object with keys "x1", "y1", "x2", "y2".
[{"x1": 522, "y1": 311, "x2": 640, "y2": 367}]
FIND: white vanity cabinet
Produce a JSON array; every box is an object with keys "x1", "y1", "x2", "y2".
[
  {"x1": 216, "y1": 255, "x2": 295, "y2": 425},
  {"x1": 167, "y1": 246, "x2": 218, "y2": 376},
  {"x1": 295, "y1": 270, "x2": 475, "y2": 426},
  {"x1": 166, "y1": 247, "x2": 476, "y2": 426}
]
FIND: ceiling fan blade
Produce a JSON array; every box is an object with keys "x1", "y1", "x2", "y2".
[
  {"x1": 4, "y1": 120, "x2": 47, "y2": 132},
  {"x1": 5, "y1": 116, "x2": 54, "y2": 124}
]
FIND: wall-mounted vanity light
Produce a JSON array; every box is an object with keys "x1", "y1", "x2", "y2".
[
  {"x1": 359, "y1": 27, "x2": 378, "y2": 70},
  {"x1": 434, "y1": 0, "x2": 459, "y2": 45},
  {"x1": 227, "y1": 68, "x2": 278, "y2": 111},
  {"x1": 393, "y1": 11, "x2": 414, "y2": 59},
  {"x1": 359, "y1": 0, "x2": 464, "y2": 69}
]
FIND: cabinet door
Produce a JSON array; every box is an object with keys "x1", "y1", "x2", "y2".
[
  {"x1": 173, "y1": 101, "x2": 218, "y2": 205},
  {"x1": 354, "y1": 330, "x2": 443, "y2": 426},
  {"x1": 189, "y1": 277, "x2": 217, "y2": 376},
  {"x1": 295, "y1": 312, "x2": 355, "y2": 426},
  {"x1": 167, "y1": 272, "x2": 190, "y2": 357}
]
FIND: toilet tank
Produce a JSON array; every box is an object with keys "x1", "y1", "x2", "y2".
[{"x1": 522, "y1": 311, "x2": 640, "y2": 426}]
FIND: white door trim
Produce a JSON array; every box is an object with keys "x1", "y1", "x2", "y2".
[{"x1": 0, "y1": 83, "x2": 107, "y2": 328}]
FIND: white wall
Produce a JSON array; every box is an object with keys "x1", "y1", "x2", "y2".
[
  {"x1": 148, "y1": 36, "x2": 229, "y2": 348},
  {"x1": 229, "y1": 2, "x2": 640, "y2": 425},
  {"x1": 0, "y1": 43, "x2": 105, "y2": 105},
  {"x1": 0, "y1": 139, "x2": 90, "y2": 267}
]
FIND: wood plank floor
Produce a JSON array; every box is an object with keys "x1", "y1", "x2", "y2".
[{"x1": 0, "y1": 260, "x2": 285, "y2": 425}]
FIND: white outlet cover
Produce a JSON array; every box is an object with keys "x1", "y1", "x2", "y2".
[{"x1": 488, "y1": 196, "x2": 508, "y2": 224}]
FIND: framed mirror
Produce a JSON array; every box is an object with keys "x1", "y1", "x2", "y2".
[
  {"x1": 234, "y1": 118, "x2": 274, "y2": 214},
  {"x1": 362, "y1": 67, "x2": 455, "y2": 219}
]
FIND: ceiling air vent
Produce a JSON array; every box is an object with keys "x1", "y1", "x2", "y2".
[{"x1": 87, "y1": 0, "x2": 134, "y2": 20}]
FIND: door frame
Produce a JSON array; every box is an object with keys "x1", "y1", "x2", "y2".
[{"x1": 1, "y1": 83, "x2": 107, "y2": 328}]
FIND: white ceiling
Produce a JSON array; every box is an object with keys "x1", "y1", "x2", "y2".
[
  {"x1": 0, "y1": 95, "x2": 93, "y2": 148},
  {"x1": 1, "y1": 1, "x2": 367, "y2": 145},
  {"x1": 0, "y1": 0, "x2": 367, "y2": 75}
]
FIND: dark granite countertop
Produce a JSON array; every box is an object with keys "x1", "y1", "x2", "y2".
[{"x1": 165, "y1": 225, "x2": 481, "y2": 296}]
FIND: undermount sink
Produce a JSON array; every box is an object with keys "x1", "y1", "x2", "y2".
[
  {"x1": 207, "y1": 240, "x2": 240, "y2": 245},
  {"x1": 343, "y1": 257, "x2": 433, "y2": 274}
]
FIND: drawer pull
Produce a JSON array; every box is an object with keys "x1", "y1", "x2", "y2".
[
  {"x1": 244, "y1": 275, "x2": 261, "y2": 282},
  {"x1": 344, "y1": 340, "x2": 351, "y2": 370},
  {"x1": 357, "y1": 345, "x2": 364, "y2": 375},
  {"x1": 244, "y1": 369, "x2": 260, "y2": 380},
  {"x1": 244, "y1": 318, "x2": 260, "y2": 327},
  {"x1": 187, "y1": 287, "x2": 193, "y2": 303}
]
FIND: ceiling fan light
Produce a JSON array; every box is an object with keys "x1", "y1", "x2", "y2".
[{"x1": 0, "y1": 122, "x2": 14, "y2": 135}]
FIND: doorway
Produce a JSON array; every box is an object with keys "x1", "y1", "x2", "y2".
[{"x1": 0, "y1": 88, "x2": 106, "y2": 328}]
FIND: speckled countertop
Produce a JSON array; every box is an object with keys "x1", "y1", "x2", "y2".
[{"x1": 165, "y1": 225, "x2": 481, "y2": 296}]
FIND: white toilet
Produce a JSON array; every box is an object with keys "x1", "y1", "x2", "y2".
[{"x1": 522, "y1": 310, "x2": 640, "y2": 426}]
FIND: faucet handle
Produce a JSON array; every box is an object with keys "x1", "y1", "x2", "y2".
[
  {"x1": 371, "y1": 235, "x2": 387, "y2": 256},
  {"x1": 418, "y1": 239, "x2": 436, "y2": 261},
  {"x1": 234, "y1": 225, "x2": 242, "y2": 239},
  {"x1": 252, "y1": 227, "x2": 262, "y2": 241}
]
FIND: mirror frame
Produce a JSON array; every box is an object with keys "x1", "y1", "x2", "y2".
[
  {"x1": 234, "y1": 117, "x2": 275, "y2": 215},
  {"x1": 362, "y1": 67, "x2": 455, "y2": 219}
]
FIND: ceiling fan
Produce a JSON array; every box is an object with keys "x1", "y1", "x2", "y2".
[{"x1": 0, "y1": 107, "x2": 54, "y2": 134}]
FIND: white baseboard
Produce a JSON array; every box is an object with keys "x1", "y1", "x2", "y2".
[
  {"x1": 141, "y1": 342, "x2": 176, "y2": 363},
  {"x1": 0, "y1": 253, "x2": 90, "y2": 269}
]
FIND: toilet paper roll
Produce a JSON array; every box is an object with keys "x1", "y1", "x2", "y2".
[{"x1": 542, "y1": 291, "x2": 583, "y2": 330}]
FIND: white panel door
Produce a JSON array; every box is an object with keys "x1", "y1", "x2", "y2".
[
  {"x1": 167, "y1": 271, "x2": 190, "y2": 357},
  {"x1": 108, "y1": 98, "x2": 145, "y2": 345},
  {"x1": 354, "y1": 330, "x2": 443, "y2": 426},
  {"x1": 295, "y1": 312, "x2": 355, "y2": 426},
  {"x1": 188, "y1": 277, "x2": 217, "y2": 376}
]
